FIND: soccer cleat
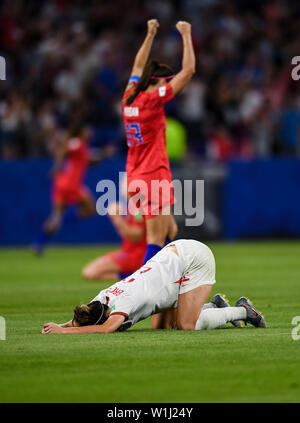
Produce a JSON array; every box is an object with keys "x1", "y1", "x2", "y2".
[
  {"x1": 235, "y1": 297, "x2": 266, "y2": 328},
  {"x1": 210, "y1": 293, "x2": 242, "y2": 328}
]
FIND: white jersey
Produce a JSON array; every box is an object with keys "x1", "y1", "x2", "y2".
[
  {"x1": 91, "y1": 239, "x2": 216, "y2": 331},
  {"x1": 92, "y1": 247, "x2": 183, "y2": 329}
]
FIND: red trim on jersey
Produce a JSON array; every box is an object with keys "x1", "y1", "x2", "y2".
[{"x1": 109, "y1": 312, "x2": 129, "y2": 318}]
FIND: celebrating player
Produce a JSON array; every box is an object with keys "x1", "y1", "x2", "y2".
[
  {"x1": 34, "y1": 121, "x2": 95, "y2": 255},
  {"x1": 41, "y1": 239, "x2": 266, "y2": 334},
  {"x1": 122, "y1": 19, "x2": 195, "y2": 265},
  {"x1": 82, "y1": 202, "x2": 146, "y2": 281}
]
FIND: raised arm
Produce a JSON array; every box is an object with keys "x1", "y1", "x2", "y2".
[
  {"x1": 130, "y1": 19, "x2": 159, "y2": 78},
  {"x1": 170, "y1": 21, "x2": 195, "y2": 95}
]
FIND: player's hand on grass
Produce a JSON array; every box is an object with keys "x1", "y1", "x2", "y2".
[
  {"x1": 176, "y1": 21, "x2": 192, "y2": 35},
  {"x1": 42, "y1": 322, "x2": 64, "y2": 334},
  {"x1": 147, "y1": 19, "x2": 159, "y2": 36}
]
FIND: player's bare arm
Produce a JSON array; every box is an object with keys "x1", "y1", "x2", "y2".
[
  {"x1": 130, "y1": 19, "x2": 159, "y2": 78},
  {"x1": 170, "y1": 21, "x2": 196, "y2": 95},
  {"x1": 107, "y1": 203, "x2": 144, "y2": 243},
  {"x1": 42, "y1": 314, "x2": 125, "y2": 334},
  {"x1": 59, "y1": 320, "x2": 73, "y2": 328}
]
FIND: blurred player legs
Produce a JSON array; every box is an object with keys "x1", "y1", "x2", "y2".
[
  {"x1": 35, "y1": 187, "x2": 95, "y2": 255},
  {"x1": 34, "y1": 122, "x2": 94, "y2": 255},
  {"x1": 82, "y1": 202, "x2": 147, "y2": 281}
]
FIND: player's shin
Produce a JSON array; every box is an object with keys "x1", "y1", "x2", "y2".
[{"x1": 195, "y1": 307, "x2": 247, "y2": 330}]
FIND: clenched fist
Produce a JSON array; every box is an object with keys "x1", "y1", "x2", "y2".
[
  {"x1": 147, "y1": 19, "x2": 159, "y2": 36},
  {"x1": 176, "y1": 21, "x2": 192, "y2": 35}
]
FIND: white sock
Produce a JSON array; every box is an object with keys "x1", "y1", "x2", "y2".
[{"x1": 195, "y1": 307, "x2": 247, "y2": 330}]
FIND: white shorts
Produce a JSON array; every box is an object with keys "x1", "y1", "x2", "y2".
[{"x1": 169, "y1": 239, "x2": 216, "y2": 294}]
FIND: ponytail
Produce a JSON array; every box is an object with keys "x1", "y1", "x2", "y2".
[{"x1": 126, "y1": 59, "x2": 174, "y2": 105}]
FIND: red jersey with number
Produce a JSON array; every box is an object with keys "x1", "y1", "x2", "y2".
[
  {"x1": 122, "y1": 77, "x2": 174, "y2": 181},
  {"x1": 55, "y1": 137, "x2": 89, "y2": 190},
  {"x1": 122, "y1": 77, "x2": 175, "y2": 217}
]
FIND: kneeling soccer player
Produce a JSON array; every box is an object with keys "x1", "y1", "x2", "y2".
[
  {"x1": 42, "y1": 239, "x2": 266, "y2": 334},
  {"x1": 82, "y1": 202, "x2": 147, "y2": 281}
]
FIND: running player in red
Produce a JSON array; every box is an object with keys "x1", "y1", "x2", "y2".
[
  {"x1": 34, "y1": 121, "x2": 95, "y2": 255},
  {"x1": 82, "y1": 202, "x2": 146, "y2": 281},
  {"x1": 122, "y1": 20, "x2": 195, "y2": 264}
]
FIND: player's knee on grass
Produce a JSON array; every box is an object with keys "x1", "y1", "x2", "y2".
[
  {"x1": 176, "y1": 317, "x2": 196, "y2": 331},
  {"x1": 152, "y1": 311, "x2": 175, "y2": 329},
  {"x1": 152, "y1": 314, "x2": 164, "y2": 329}
]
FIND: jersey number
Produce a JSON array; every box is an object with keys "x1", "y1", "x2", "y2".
[
  {"x1": 122, "y1": 267, "x2": 152, "y2": 283},
  {"x1": 126, "y1": 123, "x2": 143, "y2": 146}
]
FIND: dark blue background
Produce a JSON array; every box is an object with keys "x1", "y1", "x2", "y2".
[
  {"x1": 224, "y1": 159, "x2": 300, "y2": 239},
  {"x1": 0, "y1": 157, "x2": 126, "y2": 246},
  {"x1": 1, "y1": 158, "x2": 300, "y2": 245}
]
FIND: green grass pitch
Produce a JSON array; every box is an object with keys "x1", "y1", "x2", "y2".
[{"x1": 0, "y1": 241, "x2": 300, "y2": 403}]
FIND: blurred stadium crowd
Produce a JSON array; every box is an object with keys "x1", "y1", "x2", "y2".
[{"x1": 1, "y1": 0, "x2": 300, "y2": 161}]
